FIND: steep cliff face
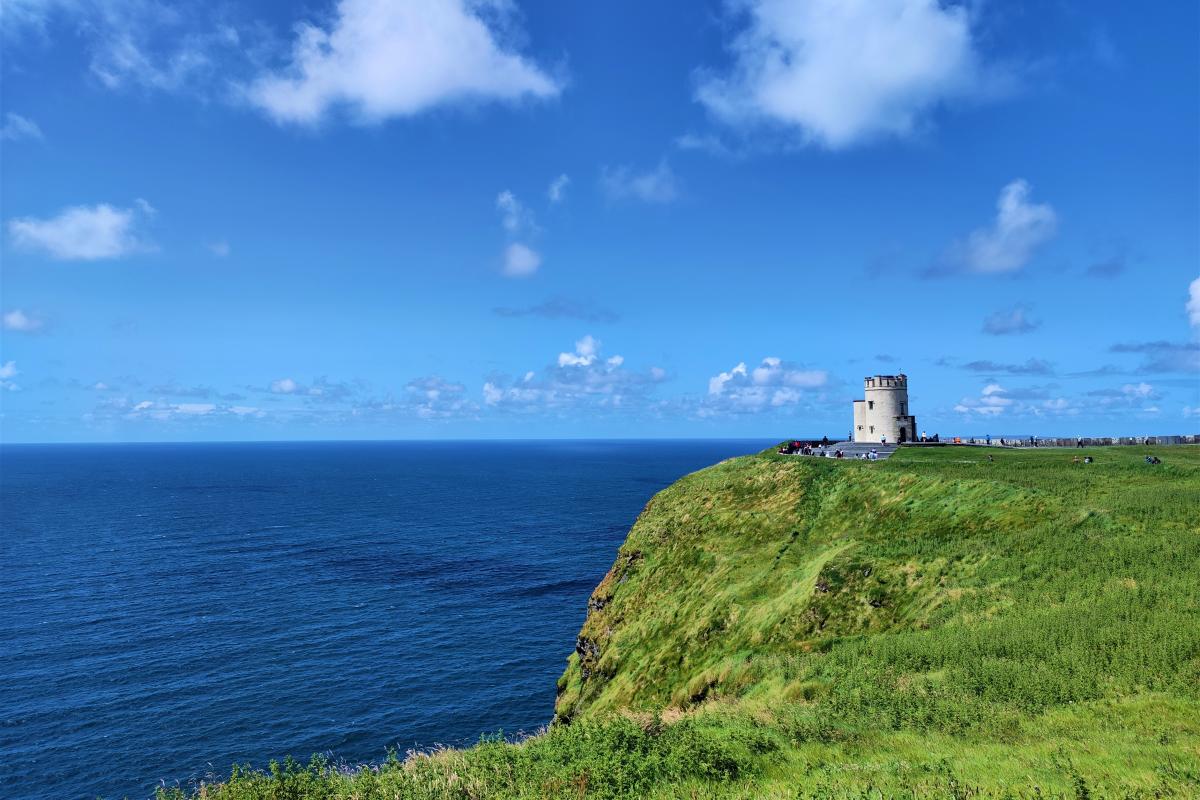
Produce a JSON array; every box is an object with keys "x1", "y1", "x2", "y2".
[{"x1": 554, "y1": 446, "x2": 1200, "y2": 727}]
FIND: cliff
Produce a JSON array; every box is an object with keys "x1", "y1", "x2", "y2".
[{"x1": 163, "y1": 444, "x2": 1200, "y2": 798}]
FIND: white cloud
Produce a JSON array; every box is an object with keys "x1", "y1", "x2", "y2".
[
  {"x1": 954, "y1": 383, "x2": 1022, "y2": 417},
  {"x1": 7, "y1": 202, "x2": 153, "y2": 260},
  {"x1": 208, "y1": 240, "x2": 231, "y2": 257},
  {"x1": 3, "y1": 309, "x2": 45, "y2": 333},
  {"x1": 1183, "y1": 406, "x2": 1200, "y2": 419},
  {"x1": 0, "y1": 360, "x2": 19, "y2": 391},
  {"x1": 401, "y1": 376, "x2": 477, "y2": 419},
  {"x1": 264, "y1": 376, "x2": 357, "y2": 401},
  {"x1": 122, "y1": 398, "x2": 261, "y2": 421},
  {"x1": 982, "y1": 305, "x2": 1040, "y2": 335},
  {"x1": 1187, "y1": 276, "x2": 1200, "y2": 329},
  {"x1": 547, "y1": 173, "x2": 570, "y2": 203},
  {"x1": 503, "y1": 242, "x2": 541, "y2": 278},
  {"x1": 951, "y1": 180, "x2": 1057, "y2": 274},
  {"x1": 696, "y1": 0, "x2": 994, "y2": 149},
  {"x1": 705, "y1": 356, "x2": 828, "y2": 413},
  {"x1": 484, "y1": 335, "x2": 666, "y2": 413},
  {"x1": 955, "y1": 380, "x2": 1167, "y2": 419},
  {"x1": 1084, "y1": 383, "x2": 1163, "y2": 414},
  {"x1": 557, "y1": 335, "x2": 599, "y2": 367},
  {"x1": 1122, "y1": 382, "x2": 1154, "y2": 399},
  {"x1": 245, "y1": 0, "x2": 560, "y2": 125},
  {"x1": 0, "y1": 112, "x2": 43, "y2": 141},
  {"x1": 708, "y1": 361, "x2": 748, "y2": 396},
  {"x1": 601, "y1": 161, "x2": 679, "y2": 204}
]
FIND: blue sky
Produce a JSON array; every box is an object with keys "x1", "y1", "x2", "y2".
[{"x1": 0, "y1": 0, "x2": 1197, "y2": 442}]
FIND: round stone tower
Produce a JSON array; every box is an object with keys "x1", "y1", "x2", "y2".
[{"x1": 852, "y1": 374, "x2": 917, "y2": 443}]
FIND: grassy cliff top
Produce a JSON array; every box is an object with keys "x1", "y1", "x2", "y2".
[
  {"x1": 555, "y1": 444, "x2": 1199, "y2": 721},
  {"x1": 162, "y1": 445, "x2": 1200, "y2": 799}
]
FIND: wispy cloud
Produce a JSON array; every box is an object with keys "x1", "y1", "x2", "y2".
[
  {"x1": 496, "y1": 190, "x2": 536, "y2": 235},
  {"x1": 939, "y1": 180, "x2": 1057, "y2": 276},
  {"x1": 493, "y1": 297, "x2": 619, "y2": 323},
  {"x1": 982, "y1": 305, "x2": 1040, "y2": 336},
  {"x1": 7, "y1": 201, "x2": 154, "y2": 260},
  {"x1": 547, "y1": 174, "x2": 570, "y2": 204},
  {"x1": 674, "y1": 132, "x2": 736, "y2": 158},
  {"x1": 5, "y1": 0, "x2": 247, "y2": 96},
  {"x1": 1109, "y1": 341, "x2": 1200, "y2": 374},
  {"x1": 1188, "y1": 276, "x2": 1200, "y2": 330},
  {"x1": 0, "y1": 112, "x2": 43, "y2": 142},
  {"x1": 1086, "y1": 254, "x2": 1125, "y2": 278},
  {"x1": 695, "y1": 0, "x2": 1003, "y2": 149},
  {"x1": 962, "y1": 358, "x2": 1054, "y2": 376},
  {"x1": 149, "y1": 382, "x2": 244, "y2": 401},
  {"x1": 600, "y1": 161, "x2": 679, "y2": 204},
  {"x1": 245, "y1": 0, "x2": 560, "y2": 126}
]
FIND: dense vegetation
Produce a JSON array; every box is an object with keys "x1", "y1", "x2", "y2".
[{"x1": 158, "y1": 445, "x2": 1200, "y2": 799}]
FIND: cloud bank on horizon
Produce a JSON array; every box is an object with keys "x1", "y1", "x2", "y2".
[{"x1": 0, "y1": 0, "x2": 1196, "y2": 441}]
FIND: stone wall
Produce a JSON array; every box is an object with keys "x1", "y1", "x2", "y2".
[{"x1": 923, "y1": 435, "x2": 1200, "y2": 447}]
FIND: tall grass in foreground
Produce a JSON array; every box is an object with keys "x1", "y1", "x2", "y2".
[{"x1": 156, "y1": 446, "x2": 1200, "y2": 799}]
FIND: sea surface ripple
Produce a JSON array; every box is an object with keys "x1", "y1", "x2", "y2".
[{"x1": 0, "y1": 439, "x2": 770, "y2": 800}]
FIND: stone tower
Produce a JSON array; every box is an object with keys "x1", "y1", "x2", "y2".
[{"x1": 852, "y1": 374, "x2": 917, "y2": 444}]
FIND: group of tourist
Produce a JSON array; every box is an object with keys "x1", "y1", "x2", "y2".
[
  {"x1": 778, "y1": 437, "x2": 832, "y2": 455},
  {"x1": 776, "y1": 440, "x2": 883, "y2": 461}
]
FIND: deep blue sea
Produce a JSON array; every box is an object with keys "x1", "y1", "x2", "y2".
[{"x1": 0, "y1": 440, "x2": 771, "y2": 800}]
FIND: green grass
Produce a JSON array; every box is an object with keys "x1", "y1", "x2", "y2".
[{"x1": 156, "y1": 445, "x2": 1200, "y2": 799}]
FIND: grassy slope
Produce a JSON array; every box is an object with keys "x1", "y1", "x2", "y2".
[{"x1": 160, "y1": 446, "x2": 1200, "y2": 799}]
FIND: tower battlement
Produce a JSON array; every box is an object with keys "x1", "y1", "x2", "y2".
[{"x1": 864, "y1": 374, "x2": 907, "y2": 389}]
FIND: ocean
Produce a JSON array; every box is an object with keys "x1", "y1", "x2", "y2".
[{"x1": 0, "y1": 439, "x2": 771, "y2": 800}]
